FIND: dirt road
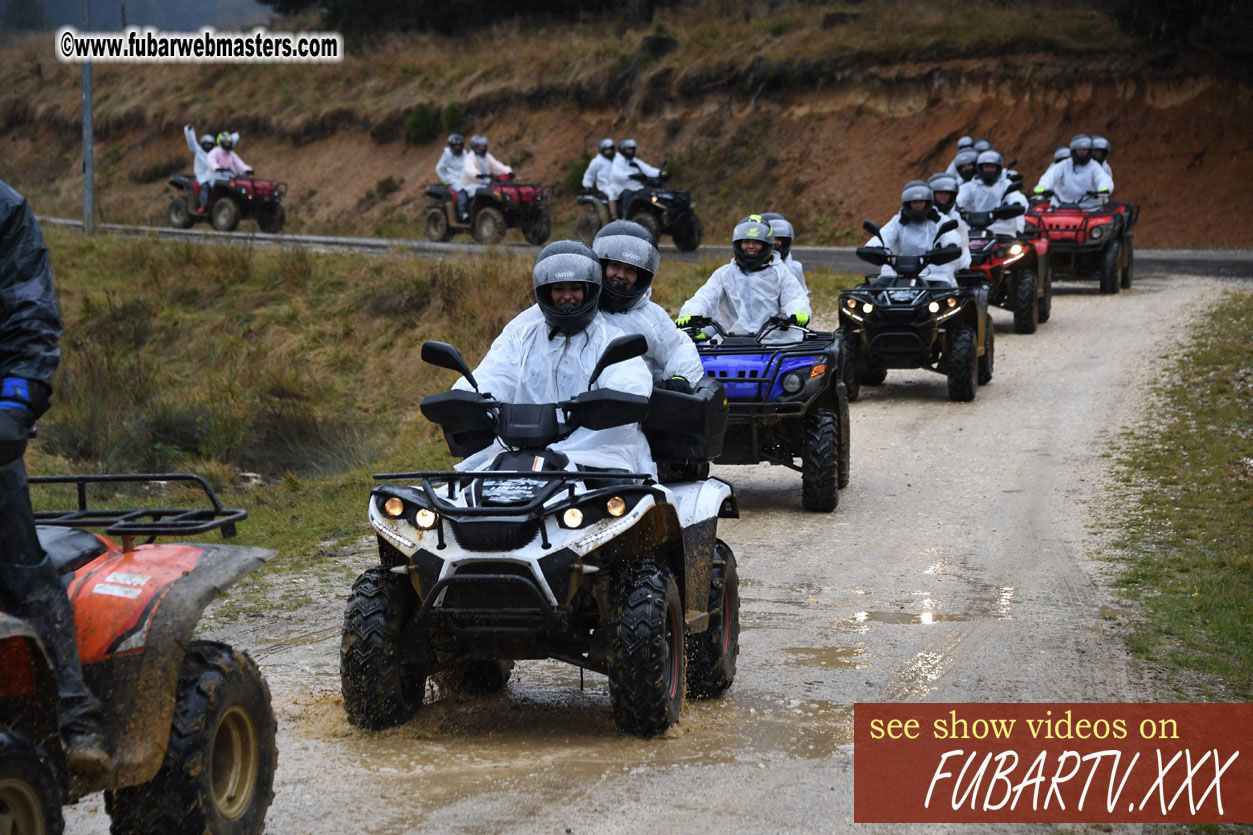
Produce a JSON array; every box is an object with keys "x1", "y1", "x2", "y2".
[{"x1": 66, "y1": 273, "x2": 1222, "y2": 833}]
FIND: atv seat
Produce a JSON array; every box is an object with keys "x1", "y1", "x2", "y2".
[{"x1": 36, "y1": 526, "x2": 106, "y2": 575}]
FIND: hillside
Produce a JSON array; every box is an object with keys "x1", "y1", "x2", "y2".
[{"x1": 2, "y1": 0, "x2": 1251, "y2": 245}]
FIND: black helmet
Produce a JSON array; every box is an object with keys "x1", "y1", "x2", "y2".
[
  {"x1": 619, "y1": 138, "x2": 637, "y2": 159},
  {"x1": 533, "y1": 242, "x2": 602, "y2": 336},
  {"x1": 731, "y1": 217, "x2": 774, "y2": 272},
  {"x1": 976, "y1": 149, "x2": 1004, "y2": 186},
  {"x1": 927, "y1": 172, "x2": 959, "y2": 212},
  {"x1": 598, "y1": 138, "x2": 615, "y2": 158},
  {"x1": 470, "y1": 134, "x2": 489, "y2": 155},
  {"x1": 954, "y1": 149, "x2": 978, "y2": 183},
  {"x1": 899, "y1": 180, "x2": 934, "y2": 225},
  {"x1": 593, "y1": 220, "x2": 660, "y2": 313}
]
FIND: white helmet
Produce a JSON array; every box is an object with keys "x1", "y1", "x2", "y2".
[
  {"x1": 1053, "y1": 146, "x2": 1071, "y2": 163},
  {"x1": 598, "y1": 137, "x2": 615, "y2": 157},
  {"x1": 619, "y1": 138, "x2": 637, "y2": 159}
]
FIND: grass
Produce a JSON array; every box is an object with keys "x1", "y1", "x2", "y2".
[
  {"x1": 1106, "y1": 289, "x2": 1253, "y2": 698},
  {"x1": 28, "y1": 229, "x2": 858, "y2": 594}
]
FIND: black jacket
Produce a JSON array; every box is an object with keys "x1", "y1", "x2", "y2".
[{"x1": 0, "y1": 180, "x2": 62, "y2": 388}]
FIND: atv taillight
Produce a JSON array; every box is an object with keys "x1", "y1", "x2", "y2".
[{"x1": 0, "y1": 637, "x2": 39, "y2": 697}]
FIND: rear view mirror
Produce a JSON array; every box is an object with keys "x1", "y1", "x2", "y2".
[
  {"x1": 588, "y1": 334, "x2": 648, "y2": 388},
  {"x1": 855, "y1": 246, "x2": 890, "y2": 267},
  {"x1": 929, "y1": 245, "x2": 961, "y2": 266},
  {"x1": 421, "y1": 341, "x2": 477, "y2": 391},
  {"x1": 995, "y1": 204, "x2": 1026, "y2": 219},
  {"x1": 937, "y1": 218, "x2": 959, "y2": 236},
  {"x1": 1004, "y1": 181, "x2": 1023, "y2": 194},
  {"x1": 1007, "y1": 157, "x2": 1018, "y2": 169},
  {"x1": 862, "y1": 219, "x2": 881, "y2": 239}
]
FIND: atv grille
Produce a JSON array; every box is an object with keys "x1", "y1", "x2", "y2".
[
  {"x1": 441, "y1": 562, "x2": 542, "y2": 611},
  {"x1": 447, "y1": 519, "x2": 540, "y2": 551}
]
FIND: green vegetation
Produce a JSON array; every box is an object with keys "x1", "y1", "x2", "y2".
[
  {"x1": 404, "y1": 102, "x2": 440, "y2": 143},
  {"x1": 30, "y1": 229, "x2": 856, "y2": 584},
  {"x1": 1107, "y1": 289, "x2": 1253, "y2": 698},
  {"x1": 440, "y1": 102, "x2": 463, "y2": 133}
]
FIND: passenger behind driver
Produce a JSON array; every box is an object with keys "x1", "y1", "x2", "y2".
[
  {"x1": 457, "y1": 134, "x2": 512, "y2": 222},
  {"x1": 582, "y1": 139, "x2": 617, "y2": 215},
  {"x1": 956, "y1": 150, "x2": 1029, "y2": 237},
  {"x1": 205, "y1": 131, "x2": 251, "y2": 197},
  {"x1": 452, "y1": 241, "x2": 655, "y2": 477},
  {"x1": 183, "y1": 125, "x2": 216, "y2": 213},
  {"x1": 944, "y1": 136, "x2": 974, "y2": 178},
  {"x1": 928, "y1": 172, "x2": 971, "y2": 272},
  {"x1": 1091, "y1": 135, "x2": 1114, "y2": 182},
  {"x1": 607, "y1": 139, "x2": 661, "y2": 221},
  {"x1": 1033, "y1": 134, "x2": 1113, "y2": 210},
  {"x1": 949, "y1": 149, "x2": 978, "y2": 183},
  {"x1": 592, "y1": 220, "x2": 704, "y2": 393},
  {"x1": 758, "y1": 212, "x2": 806, "y2": 292},
  {"x1": 866, "y1": 180, "x2": 964, "y2": 287},
  {"x1": 676, "y1": 217, "x2": 810, "y2": 343}
]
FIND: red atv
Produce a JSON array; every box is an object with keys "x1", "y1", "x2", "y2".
[
  {"x1": 0, "y1": 473, "x2": 277, "y2": 834},
  {"x1": 1025, "y1": 193, "x2": 1139, "y2": 294},
  {"x1": 167, "y1": 173, "x2": 288, "y2": 234},
  {"x1": 961, "y1": 202, "x2": 1053, "y2": 334},
  {"x1": 424, "y1": 173, "x2": 551, "y2": 245}
]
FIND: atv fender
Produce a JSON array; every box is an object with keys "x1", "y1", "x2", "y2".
[
  {"x1": 0, "y1": 613, "x2": 63, "y2": 780},
  {"x1": 167, "y1": 174, "x2": 193, "y2": 192},
  {"x1": 72, "y1": 543, "x2": 275, "y2": 791}
]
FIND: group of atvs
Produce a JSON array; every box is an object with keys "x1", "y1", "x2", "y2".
[{"x1": 12, "y1": 144, "x2": 1136, "y2": 835}]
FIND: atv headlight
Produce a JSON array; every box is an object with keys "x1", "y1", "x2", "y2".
[
  {"x1": 845, "y1": 298, "x2": 857, "y2": 309},
  {"x1": 1009, "y1": 243, "x2": 1024, "y2": 256},
  {"x1": 415, "y1": 508, "x2": 438, "y2": 529},
  {"x1": 1089, "y1": 224, "x2": 1106, "y2": 240},
  {"x1": 947, "y1": 296, "x2": 957, "y2": 308},
  {"x1": 928, "y1": 301, "x2": 941, "y2": 314},
  {"x1": 607, "y1": 496, "x2": 627, "y2": 517},
  {"x1": 563, "y1": 507, "x2": 584, "y2": 528},
  {"x1": 383, "y1": 497, "x2": 405, "y2": 518},
  {"x1": 781, "y1": 371, "x2": 805, "y2": 393},
  {"x1": 862, "y1": 302, "x2": 874, "y2": 314}
]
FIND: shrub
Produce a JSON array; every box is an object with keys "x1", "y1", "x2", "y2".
[
  {"x1": 440, "y1": 102, "x2": 463, "y2": 132},
  {"x1": 562, "y1": 151, "x2": 591, "y2": 192},
  {"x1": 404, "y1": 103, "x2": 439, "y2": 143}
]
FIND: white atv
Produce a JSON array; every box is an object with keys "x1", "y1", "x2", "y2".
[{"x1": 340, "y1": 336, "x2": 739, "y2": 737}]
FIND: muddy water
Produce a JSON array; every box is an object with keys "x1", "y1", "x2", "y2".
[{"x1": 65, "y1": 275, "x2": 1219, "y2": 833}]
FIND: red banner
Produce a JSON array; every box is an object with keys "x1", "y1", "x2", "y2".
[{"x1": 855, "y1": 703, "x2": 1253, "y2": 823}]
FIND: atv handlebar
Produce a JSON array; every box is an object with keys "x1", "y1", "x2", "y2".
[
  {"x1": 680, "y1": 315, "x2": 807, "y2": 343},
  {"x1": 855, "y1": 245, "x2": 961, "y2": 273}
]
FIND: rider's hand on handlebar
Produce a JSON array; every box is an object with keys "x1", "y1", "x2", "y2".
[
  {"x1": 789, "y1": 312, "x2": 810, "y2": 328},
  {"x1": 659, "y1": 375, "x2": 693, "y2": 394},
  {"x1": 675, "y1": 314, "x2": 693, "y2": 327}
]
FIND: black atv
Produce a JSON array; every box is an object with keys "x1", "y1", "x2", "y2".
[
  {"x1": 341, "y1": 336, "x2": 739, "y2": 738},
  {"x1": 838, "y1": 220, "x2": 994, "y2": 403},
  {"x1": 600, "y1": 164, "x2": 702, "y2": 252},
  {"x1": 681, "y1": 316, "x2": 850, "y2": 512}
]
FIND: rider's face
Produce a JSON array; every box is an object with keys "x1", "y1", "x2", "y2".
[
  {"x1": 605, "y1": 260, "x2": 638, "y2": 289},
  {"x1": 908, "y1": 200, "x2": 929, "y2": 214},
  {"x1": 551, "y1": 283, "x2": 585, "y2": 306},
  {"x1": 979, "y1": 164, "x2": 998, "y2": 177},
  {"x1": 740, "y1": 240, "x2": 763, "y2": 255},
  {"x1": 958, "y1": 165, "x2": 975, "y2": 179},
  {"x1": 934, "y1": 192, "x2": 955, "y2": 208}
]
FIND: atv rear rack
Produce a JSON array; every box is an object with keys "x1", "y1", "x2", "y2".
[{"x1": 28, "y1": 473, "x2": 246, "y2": 538}]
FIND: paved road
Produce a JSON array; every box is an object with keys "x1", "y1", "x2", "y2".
[
  {"x1": 61, "y1": 270, "x2": 1233, "y2": 833},
  {"x1": 38, "y1": 216, "x2": 1253, "y2": 280}
]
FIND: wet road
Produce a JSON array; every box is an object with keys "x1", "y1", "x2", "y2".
[{"x1": 66, "y1": 272, "x2": 1224, "y2": 833}]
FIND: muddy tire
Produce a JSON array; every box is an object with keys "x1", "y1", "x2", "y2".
[
  {"x1": 0, "y1": 731, "x2": 63, "y2": 835},
  {"x1": 256, "y1": 203, "x2": 285, "y2": 234},
  {"x1": 609, "y1": 562, "x2": 684, "y2": 737},
  {"x1": 978, "y1": 313, "x2": 995, "y2": 386},
  {"x1": 105, "y1": 641, "x2": 276, "y2": 835},
  {"x1": 424, "y1": 206, "x2": 454, "y2": 242},
  {"x1": 856, "y1": 367, "x2": 887, "y2": 386},
  {"x1": 1098, "y1": 240, "x2": 1120, "y2": 294},
  {"x1": 836, "y1": 328, "x2": 860, "y2": 402},
  {"x1": 686, "y1": 541, "x2": 739, "y2": 699},
  {"x1": 1120, "y1": 236, "x2": 1134, "y2": 289},
  {"x1": 472, "y1": 206, "x2": 507, "y2": 244},
  {"x1": 574, "y1": 208, "x2": 602, "y2": 245},
  {"x1": 167, "y1": 196, "x2": 194, "y2": 229},
  {"x1": 439, "y1": 660, "x2": 514, "y2": 695},
  {"x1": 630, "y1": 210, "x2": 662, "y2": 245},
  {"x1": 672, "y1": 214, "x2": 703, "y2": 252},
  {"x1": 836, "y1": 381, "x2": 851, "y2": 490},
  {"x1": 801, "y1": 407, "x2": 839, "y2": 512},
  {"x1": 947, "y1": 323, "x2": 977, "y2": 402},
  {"x1": 340, "y1": 567, "x2": 424, "y2": 730},
  {"x1": 210, "y1": 197, "x2": 240, "y2": 232},
  {"x1": 1012, "y1": 269, "x2": 1038, "y2": 334},
  {"x1": 1038, "y1": 259, "x2": 1053, "y2": 323},
  {"x1": 522, "y1": 209, "x2": 551, "y2": 245}
]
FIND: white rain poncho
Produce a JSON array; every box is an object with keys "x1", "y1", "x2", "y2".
[
  {"x1": 935, "y1": 206, "x2": 972, "y2": 272},
  {"x1": 956, "y1": 178, "x2": 1029, "y2": 236},
  {"x1": 1034, "y1": 161, "x2": 1113, "y2": 210},
  {"x1": 605, "y1": 287, "x2": 704, "y2": 385},
  {"x1": 434, "y1": 147, "x2": 465, "y2": 188},
  {"x1": 869, "y1": 214, "x2": 965, "y2": 286},
  {"x1": 582, "y1": 153, "x2": 615, "y2": 194},
  {"x1": 183, "y1": 126, "x2": 212, "y2": 184},
  {"x1": 607, "y1": 154, "x2": 660, "y2": 201},
  {"x1": 775, "y1": 251, "x2": 807, "y2": 292},
  {"x1": 679, "y1": 259, "x2": 810, "y2": 342},
  {"x1": 452, "y1": 309, "x2": 657, "y2": 477}
]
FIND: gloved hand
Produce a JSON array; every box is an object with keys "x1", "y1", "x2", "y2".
[
  {"x1": 0, "y1": 378, "x2": 45, "y2": 467},
  {"x1": 658, "y1": 376, "x2": 693, "y2": 394},
  {"x1": 790, "y1": 312, "x2": 810, "y2": 327},
  {"x1": 675, "y1": 314, "x2": 692, "y2": 327},
  {"x1": 1033, "y1": 185, "x2": 1046, "y2": 195}
]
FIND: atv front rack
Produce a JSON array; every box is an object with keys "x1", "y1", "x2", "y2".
[
  {"x1": 374, "y1": 470, "x2": 655, "y2": 516},
  {"x1": 28, "y1": 473, "x2": 246, "y2": 538}
]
